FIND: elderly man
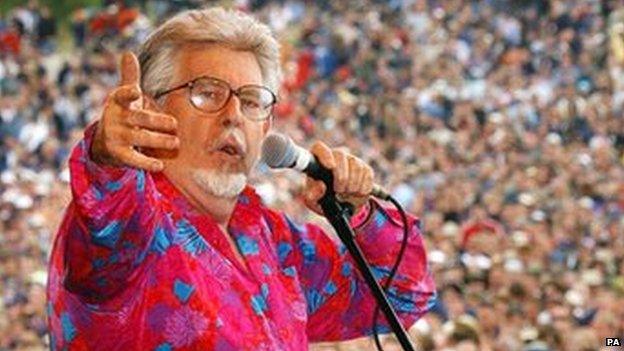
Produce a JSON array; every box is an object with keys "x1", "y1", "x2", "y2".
[{"x1": 46, "y1": 7, "x2": 435, "y2": 350}]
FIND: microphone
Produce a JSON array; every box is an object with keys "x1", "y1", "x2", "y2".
[{"x1": 261, "y1": 133, "x2": 391, "y2": 201}]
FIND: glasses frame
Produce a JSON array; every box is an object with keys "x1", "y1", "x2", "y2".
[{"x1": 154, "y1": 75, "x2": 277, "y2": 121}]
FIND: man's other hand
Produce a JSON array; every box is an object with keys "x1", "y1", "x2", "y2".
[
  {"x1": 302, "y1": 141, "x2": 374, "y2": 216},
  {"x1": 91, "y1": 51, "x2": 179, "y2": 172}
]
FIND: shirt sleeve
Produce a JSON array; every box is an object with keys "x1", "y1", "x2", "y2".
[
  {"x1": 266, "y1": 199, "x2": 437, "y2": 342},
  {"x1": 62, "y1": 122, "x2": 161, "y2": 301}
]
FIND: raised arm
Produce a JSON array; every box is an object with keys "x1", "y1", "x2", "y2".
[{"x1": 61, "y1": 52, "x2": 179, "y2": 300}]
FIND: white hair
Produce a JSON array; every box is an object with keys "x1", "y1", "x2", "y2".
[
  {"x1": 137, "y1": 7, "x2": 282, "y2": 97},
  {"x1": 191, "y1": 169, "x2": 247, "y2": 199}
]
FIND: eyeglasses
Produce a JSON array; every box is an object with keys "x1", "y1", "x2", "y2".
[{"x1": 154, "y1": 76, "x2": 277, "y2": 121}]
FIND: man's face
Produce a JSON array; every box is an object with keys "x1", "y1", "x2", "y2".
[{"x1": 158, "y1": 44, "x2": 270, "y2": 196}]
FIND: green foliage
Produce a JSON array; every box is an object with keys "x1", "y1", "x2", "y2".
[{"x1": 0, "y1": 0, "x2": 26, "y2": 16}]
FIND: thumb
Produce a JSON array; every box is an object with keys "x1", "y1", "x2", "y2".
[
  {"x1": 303, "y1": 178, "x2": 326, "y2": 215},
  {"x1": 119, "y1": 51, "x2": 141, "y2": 87},
  {"x1": 306, "y1": 178, "x2": 327, "y2": 200}
]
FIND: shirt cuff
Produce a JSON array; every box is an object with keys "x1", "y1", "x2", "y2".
[
  {"x1": 349, "y1": 198, "x2": 377, "y2": 231},
  {"x1": 71, "y1": 121, "x2": 132, "y2": 193}
]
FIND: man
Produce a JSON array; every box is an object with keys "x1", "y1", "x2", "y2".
[{"x1": 46, "y1": 7, "x2": 436, "y2": 350}]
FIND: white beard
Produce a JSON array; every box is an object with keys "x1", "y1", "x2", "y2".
[{"x1": 191, "y1": 169, "x2": 247, "y2": 199}]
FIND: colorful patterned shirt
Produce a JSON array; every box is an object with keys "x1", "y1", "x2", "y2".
[{"x1": 46, "y1": 125, "x2": 436, "y2": 350}]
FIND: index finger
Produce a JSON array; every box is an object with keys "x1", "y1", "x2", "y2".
[
  {"x1": 310, "y1": 141, "x2": 336, "y2": 169},
  {"x1": 119, "y1": 51, "x2": 141, "y2": 86}
]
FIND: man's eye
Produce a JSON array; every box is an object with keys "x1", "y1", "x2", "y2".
[
  {"x1": 241, "y1": 98, "x2": 261, "y2": 109},
  {"x1": 199, "y1": 90, "x2": 222, "y2": 100}
]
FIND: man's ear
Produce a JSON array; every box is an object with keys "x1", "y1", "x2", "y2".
[{"x1": 262, "y1": 115, "x2": 273, "y2": 135}]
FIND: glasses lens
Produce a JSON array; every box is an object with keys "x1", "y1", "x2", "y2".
[
  {"x1": 190, "y1": 78, "x2": 230, "y2": 112},
  {"x1": 238, "y1": 86, "x2": 275, "y2": 120}
]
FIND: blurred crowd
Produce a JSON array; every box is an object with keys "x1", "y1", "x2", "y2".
[{"x1": 1, "y1": 0, "x2": 623, "y2": 350}]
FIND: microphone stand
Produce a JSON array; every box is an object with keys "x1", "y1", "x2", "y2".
[{"x1": 317, "y1": 192, "x2": 416, "y2": 351}]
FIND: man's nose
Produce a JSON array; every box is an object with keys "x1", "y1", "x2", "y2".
[{"x1": 219, "y1": 95, "x2": 244, "y2": 128}]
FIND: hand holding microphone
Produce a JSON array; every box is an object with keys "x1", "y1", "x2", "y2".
[{"x1": 262, "y1": 134, "x2": 390, "y2": 216}]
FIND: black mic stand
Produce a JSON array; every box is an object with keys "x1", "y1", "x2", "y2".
[{"x1": 317, "y1": 191, "x2": 416, "y2": 351}]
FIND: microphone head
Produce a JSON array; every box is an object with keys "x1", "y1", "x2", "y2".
[{"x1": 261, "y1": 133, "x2": 298, "y2": 168}]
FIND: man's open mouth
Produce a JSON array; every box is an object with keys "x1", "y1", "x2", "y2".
[
  {"x1": 219, "y1": 145, "x2": 240, "y2": 156},
  {"x1": 215, "y1": 136, "x2": 246, "y2": 159}
]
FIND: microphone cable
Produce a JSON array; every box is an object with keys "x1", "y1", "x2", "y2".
[{"x1": 370, "y1": 195, "x2": 413, "y2": 351}]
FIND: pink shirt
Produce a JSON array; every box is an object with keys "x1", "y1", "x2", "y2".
[{"x1": 46, "y1": 124, "x2": 436, "y2": 350}]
